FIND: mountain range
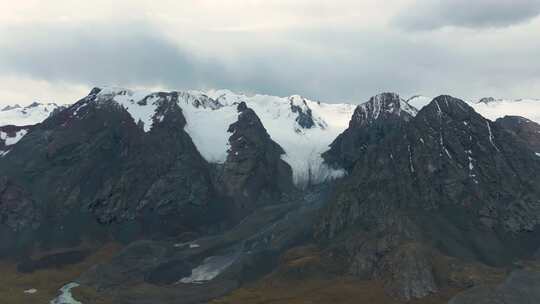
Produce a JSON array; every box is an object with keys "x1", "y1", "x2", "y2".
[{"x1": 1, "y1": 88, "x2": 540, "y2": 304}]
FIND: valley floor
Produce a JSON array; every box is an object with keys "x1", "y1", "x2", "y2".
[{"x1": 0, "y1": 243, "x2": 120, "y2": 304}]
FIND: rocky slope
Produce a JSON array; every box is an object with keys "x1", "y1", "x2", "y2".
[
  {"x1": 317, "y1": 95, "x2": 540, "y2": 300},
  {"x1": 496, "y1": 115, "x2": 540, "y2": 153},
  {"x1": 0, "y1": 89, "x2": 223, "y2": 254},
  {"x1": 217, "y1": 102, "x2": 295, "y2": 220}
]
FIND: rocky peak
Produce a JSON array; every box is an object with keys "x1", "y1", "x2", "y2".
[
  {"x1": 219, "y1": 102, "x2": 294, "y2": 219},
  {"x1": 350, "y1": 93, "x2": 416, "y2": 127},
  {"x1": 1, "y1": 104, "x2": 21, "y2": 112},
  {"x1": 178, "y1": 92, "x2": 222, "y2": 110},
  {"x1": 419, "y1": 95, "x2": 475, "y2": 119},
  {"x1": 323, "y1": 92, "x2": 416, "y2": 171},
  {"x1": 478, "y1": 97, "x2": 497, "y2": 104}
]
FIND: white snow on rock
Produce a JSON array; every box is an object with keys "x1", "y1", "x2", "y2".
[
  {"x1": 179, "y1": 253, "x2": 238, "y2": 284},
  {"x1": 0, "y1": 102, "x2": 60, "y2": 126},
  {"x1": 198, "y1": 89, "x2": 355, "y2": 186},
  {"x1": 50, "y1": 282, "x2": 82, "y2": 304},
  {"x1": 96, "y1": 87, "x2": 156, "y2": 132},
  {"x1": 90, "y1": 87, "x2": 356, "y2": 187},
  {"x1": 0, "y1": 129, "x2": 28, "y2": 146}
]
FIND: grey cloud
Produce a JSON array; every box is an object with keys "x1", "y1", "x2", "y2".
[
  {"x1": 394, "y1": 0, "x2": 540, "y2": 30},
  {"x1": 1, "y1": 21, "x2": 540, "y2": 104},
  {"x1": 0, "y1": 23, "x2": 220, "y2": 90}
]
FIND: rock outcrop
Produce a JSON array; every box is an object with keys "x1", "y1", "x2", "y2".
[
  {"x1": 323, "y1": 93, "x2": 417, "y2": 171},
  {"x1": 496, "y1": 115, "x2": 540, "y2": 152},
  {"x1": 218, "y1": 102, "x2": 294, "y2": 219}
]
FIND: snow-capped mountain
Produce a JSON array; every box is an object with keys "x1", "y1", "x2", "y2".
[
  {"x1": 0, "y1": 102, "x2": 61, "y2": 126},
  {"x1": 86, "y1": 87, "x2": 356, "y2": 186},
  {"x1": 472, "y1": 97, "x2": 540, "y2": 124},
  {"x1": 407, "y1": 95, "x2": 540, "y2": 124}
]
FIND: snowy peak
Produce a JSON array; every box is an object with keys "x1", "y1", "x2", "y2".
[
  {"x1": 351, "y1": 92, "x2": 417, "y2": 127},
  {"x1": 0, "y1": 102, "x2": 60, "y2": 127},
  {"x1": 60, "y1": 87, "x2": 355, "y2": 187},
  {"x1": 288, "y1": 95, "x2": 327, "y2": 130},
  {"x1": 477, "y1": 97, "x2": 497, "y2": 104},
  {"x1": 471, "y1": 97, "x2": 540, "y2": 125},
  {"x1": 1, "y1": 104, "x2": 21, "y2": 112}
]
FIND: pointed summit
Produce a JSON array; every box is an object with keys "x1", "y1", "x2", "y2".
[
  {"x1": 220, "y1": 102, "x2": 293, "y2": 219},
  {"x1": 323, "y1": 92, "x2": 416, "y2": 171},
  {"x1": 351, "y1": 92, "x2": 417, "y2": 127}
]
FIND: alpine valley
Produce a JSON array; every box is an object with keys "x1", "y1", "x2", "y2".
[{"x1": 1, "y1": 87, "x2": 540, "y2": 304}]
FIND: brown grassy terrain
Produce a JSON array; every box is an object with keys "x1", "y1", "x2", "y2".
[
  {"x1": 212, "y1": 277, "x2": 460, "y2": 304},
  {"x1": 213, "y1": 245, "x2": 462, "y2": 304},
  {"x1": 0, "y1": 243, "x2": 121, "y2": 303}
]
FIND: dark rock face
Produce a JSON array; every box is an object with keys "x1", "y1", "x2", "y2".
[
  {"x1": 0, "y1": 176, "x2": 41, "y2": 233},
  {"x1": 0, "y1": 90, "x2": 221, "y2": 254},
  {"x1": 316, "y1": 95, "x2": 540, "y2": 300},
  {"x1": 477, "y1": 97, "x2": 497, "y2": 104},
  {"x1": 218, "y1": 102, "x2": 294, "y2": 219},
  {"x1": 496, "y1": 115, "x2": 540, "y2": 152},
  {"x1": 323, "y1": 93, "x2": 417, "y2": 171}
]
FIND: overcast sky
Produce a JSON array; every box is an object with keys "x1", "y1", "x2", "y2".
[{"x1": 1, "y1": 0, "x2": 540, "y2": 106}]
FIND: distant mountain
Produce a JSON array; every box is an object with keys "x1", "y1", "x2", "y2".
[
  {"x1": 473, "y1": 97, "x2": 540, "y2": 125},
  {"x1": 407, "y1": 95, "x2": 540, "y2": 124},
  {"x1": 0, "y1": 102, "x2": 61, "y2": 126}
]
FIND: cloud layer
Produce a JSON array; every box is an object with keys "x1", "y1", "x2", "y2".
[
  {"x1": 1, "y1": 1, "x2": 540, "y2": 105},
  {"x1": 394, "y1": 0, "x2": 540, "y2": 30}
]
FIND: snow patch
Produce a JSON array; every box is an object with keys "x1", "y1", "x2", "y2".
[
  {"x1": 97, "y1": 88, "x2": 158, "y2": 132},
  {"x1": 24, "y1": 288, "x2": 38, "y2": 294},
  {"x1": 486, "y1": 121, "x2": 500, "y2": 152},
  {"x1": 179, "y1": 253, "x2": 238, "y2": 284},
  {"x1": 0, "y1": 129, "x2": 28, "y2": 146}
]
